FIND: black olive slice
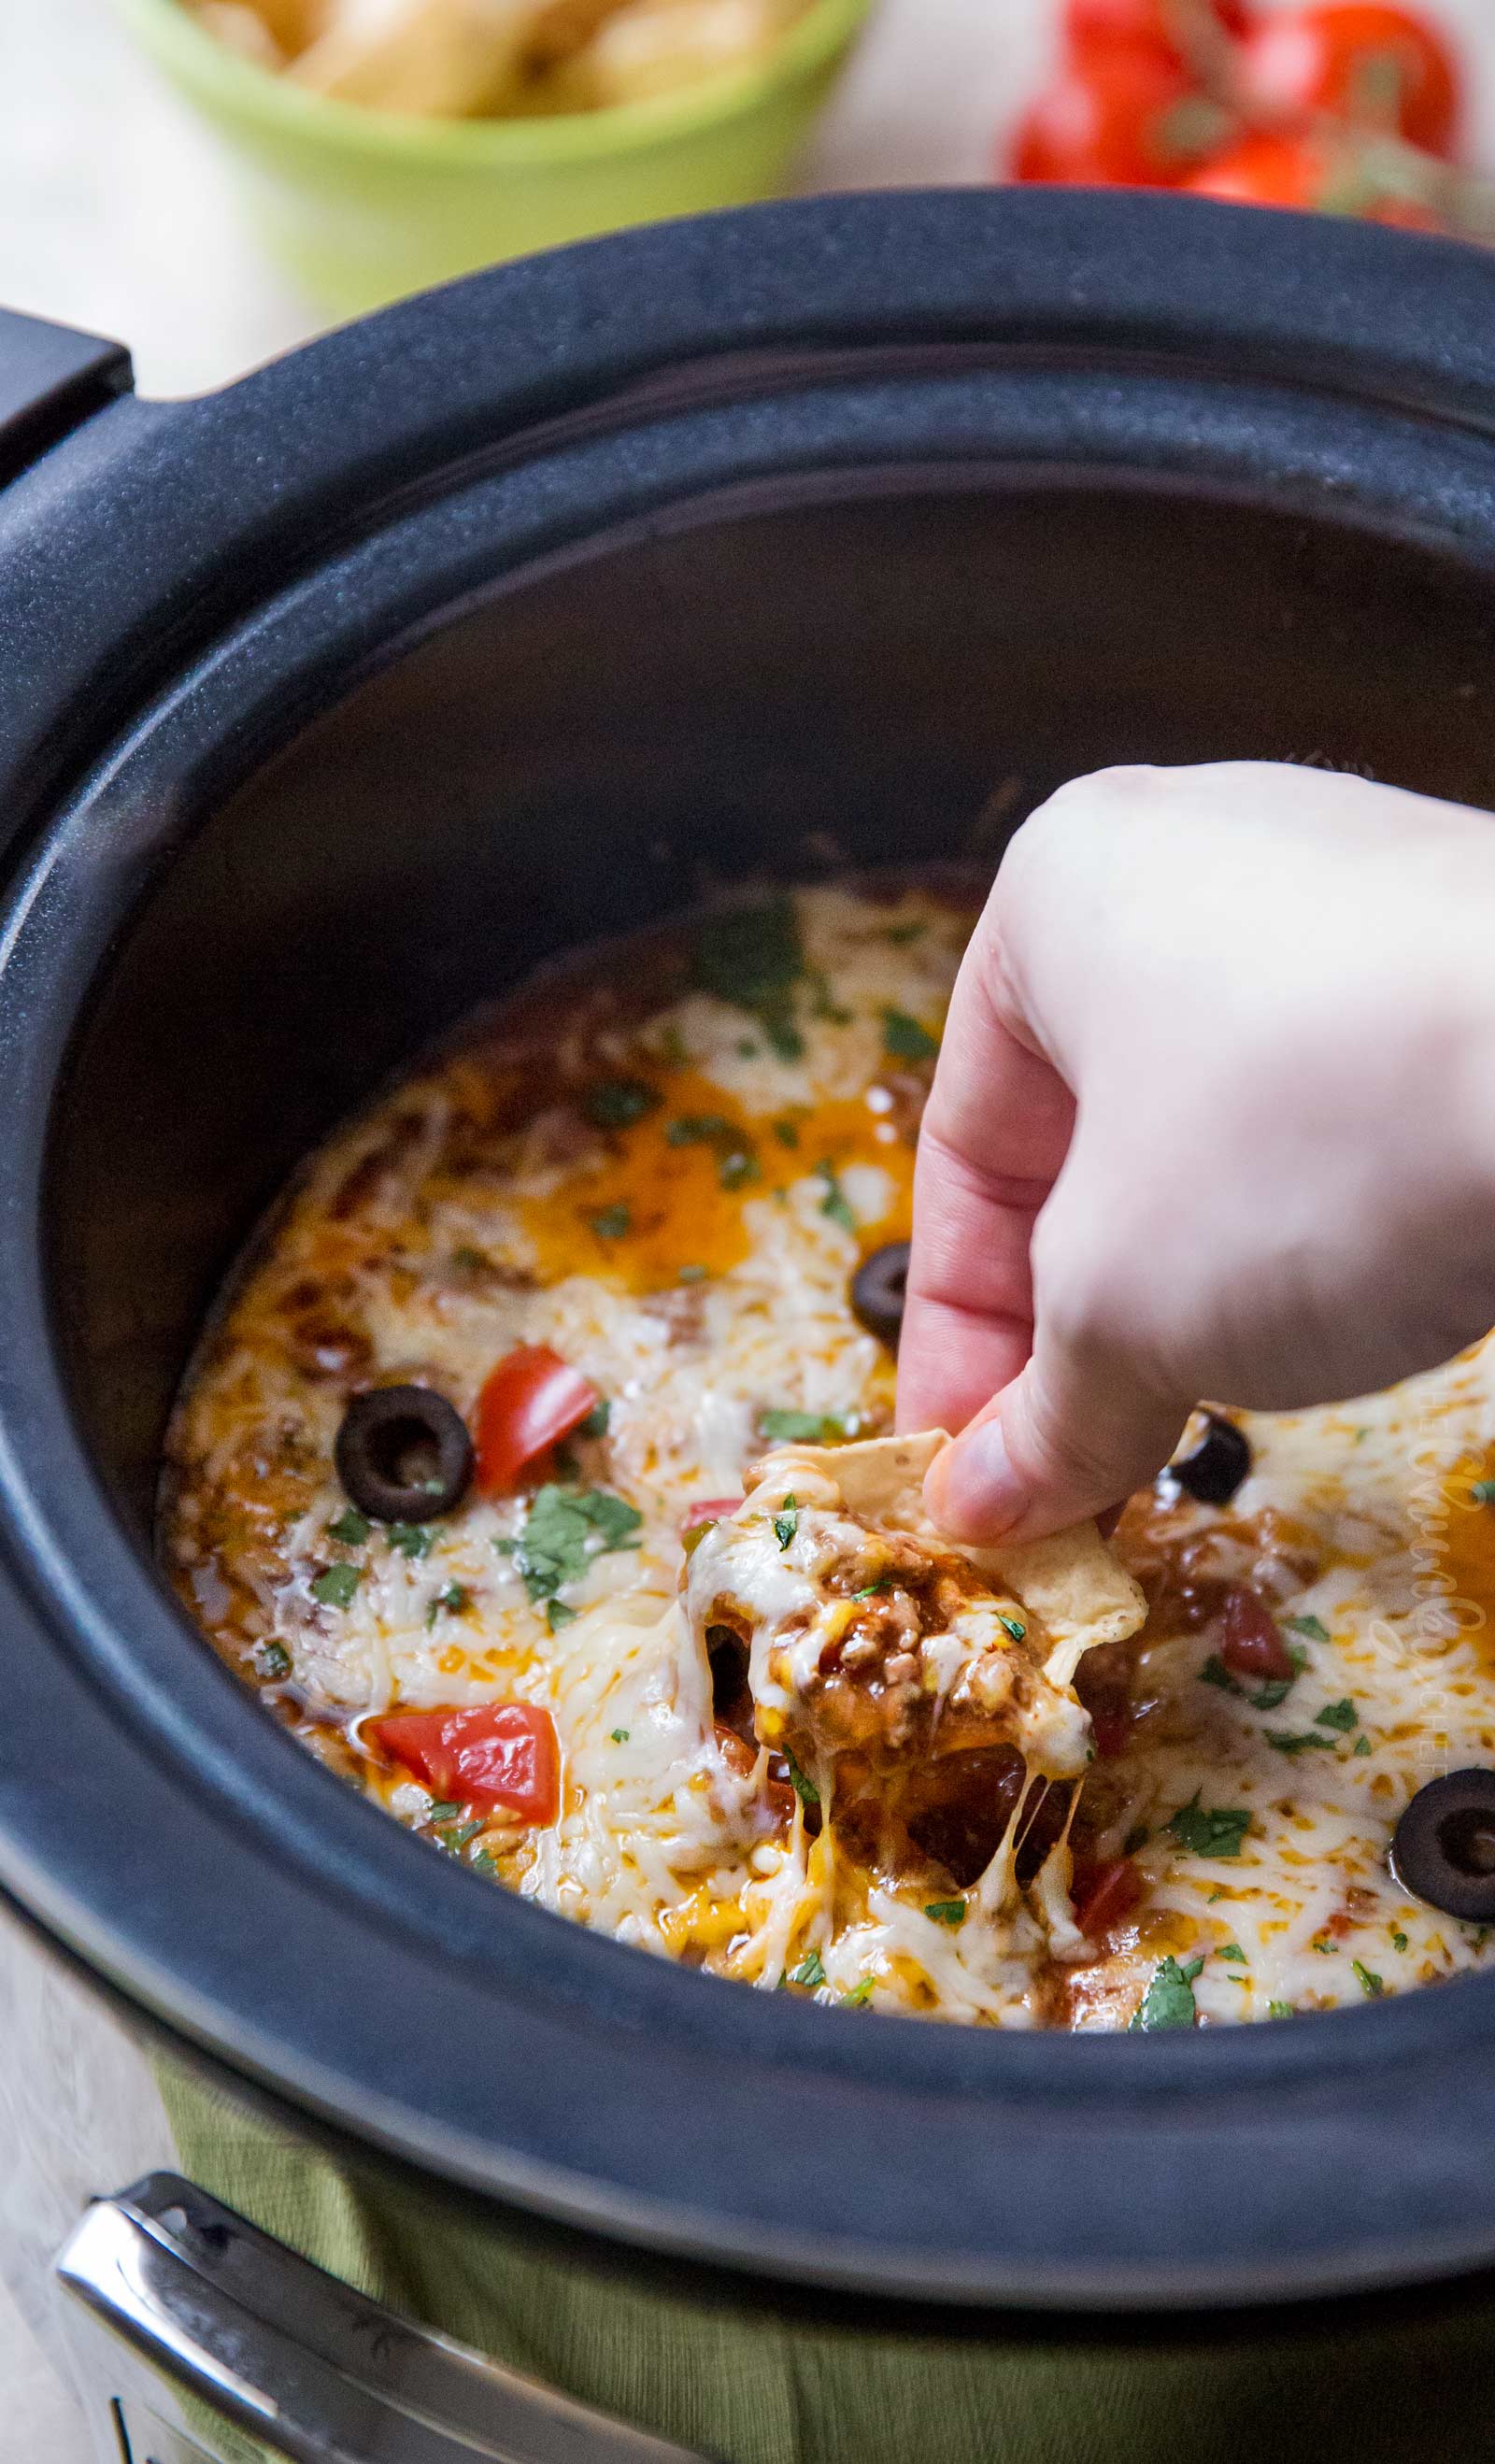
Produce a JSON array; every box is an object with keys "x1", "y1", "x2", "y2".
[
  {"x1": 1170, "y1": 1411, "x2": 1253, "y2": 1506},
  {"x1": 335, "y1": 1384, "x2": 474, "y2": 1523},
  {"x1": 1389, "y1": 1770, "x2": 1495, "y2": 1920},
  {"x1": 852, "y1": 1241, "x2": 910, "y2": 1346}
]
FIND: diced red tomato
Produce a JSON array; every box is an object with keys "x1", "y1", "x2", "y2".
[
  {"x1": 1220, "y1": 1587, "x2": 1295, "y2": 1681},
  {"x1": 1072, "y1": 1857, "x2": 1144, "y2": 1938},
  {"x1": 1009, "y1": 50, "x2": 1232, "y2": 188},
  {"x1": 1179, "y1": 128, "x2": 1328, "y2": 206},
  {"x1": 371, "y1": 1702, "x2": 561, "y2": 1824},
  {"x1": 474, "y1": 1345, "x2": 599, "y2": 1495},
  {"x1": 1184, "y1": 132, "x2": 1446, "y2": 225},
  {"x1": 1065, "y1": 0, "x2": 1252, "y2": 74},
  {"x1": 1242, "y1": 5, "x2": 1459, "y2": 157}
]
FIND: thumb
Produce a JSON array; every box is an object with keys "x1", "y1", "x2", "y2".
[{"x1": 923, "y1": 1335, "x2": 1190, "y2": 1547}]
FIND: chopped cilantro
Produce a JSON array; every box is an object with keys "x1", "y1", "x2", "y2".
[
  {"x1": 657, "y1": 1024, "x2": 688, "y2": 1065},
  {"x1": 1315, "y1": 1698, "x2": 1358, "y2": 1732},
  {"x1": 1267, "y1": 2000, "x2": 1293, "y2": 2020},
  {"x1": 590, "y1": 1203, "x2": 631, "y2": 1240},
  {"x1": 1353, "y1": 1733, "x2": 1373, "y2": 1756},
  {"x1": 841, "y1": 1977, "x2": 876, "y2": 2006},
  {"x1": 1200, "y1": 1651, "x2": 1296, "y2": 1711},
  {"x1": 1392, "y1": 1930, "x2": 1409, "y2": 1952},
  {"x1": 428, "y1": 1799, "x2": 463, "y2": 1821},
  {"x1": 1285, "y1": 1614, "x2": 1331, "y2": 1645},
  {"x1": 665, "y1": 1112, "x2": 733, "y2": 1147},
  {"x1": 772, "y1": 1117, "x2": 800, "y2": 1149},
  {"x1": 258, "y1": 1640, "x2": 292, "y2": 1680},
  {"x1": 311, "y1": 1564, "x2": 361, "y2": 1610},
  {"x1": 387, "y1": 1522, "x2": 433, "y2": 1560},
  {"x1": 788, "y1": 1948, "x2": 827, "y2": 1989},
  {"x1": 881, "y1": 1007, "x2": 939, "y2": 1062},
  {"x1": 507, "y1": 1485, "x2": 645, "y2": 1606},
  {"x1": 806, "y1": 968, "x2": 853, "y2": 1025},
  {"x1": 761, "y1": 1408, "x2": 848, "y2": 1445},
  {"x1": 426, "y1": 1581, "x2": 468, "y2": 1629},
  {"x1": 1219, "y1": 1943, "x2": 1246, "y2": 1964},
  {"x1": 1265, "y1": 1730, "x2": 1338, "y2": 1755},
  {"x1": 693, "y1": 898, "x2": 802, "y2": 1004},
  {"x1": 547, "y1": 1599, "x2": 577, "y2": 1631},
  {"x1": 584, "y1": 1077, "x2": 658, "y2": 1131},
  {"x1": 1166, "y1": 1794, "x2": 1251, "y2": 1859},
  {"x1": 736, "y1": 1039, "x2": 759, "y2": 1058},
  {"x1": 692, "y1": 899, "x2": 805, "y2": 1060},
  {"x1": 998, "y1": 1613, "x2": 1027, "y2": 1643},
  {"x1": 578, "y1": 1397, "x2": 611, "y2": 1440},
  {"x1": 883, "y1": 920, "x2": 926, "y2": 946},
  {"x1": 472, "y1": 1849, "x2": 502, "y2": 1877},
  {"x1": 773, "y1": 1498, "x2": 800, "y2": 1550},
  {"x1": 852, "y1": 1578, "x2": 889, "y2": 1601},
  {"x1": 1207, "y1": 1887, "x2": 1227, "y2": 1904},
  {"x1": 718, "y1": 1149, "x2": 760, "y2": 1192},
  {"x1": 435, "y1": 1817, "x2": 483, "y2": 1853},
  {"x1": 1246, "y1": 1676, "x2": 1296, "y2": 1711},
  {"x1": 326, "y1": 1508, "x2": 369, "y2": 1546},
  {"x1": 1471, "y1": 1477, "x2": 1495, "y2": 1506},
  {"x1": 1248, "y1": 1675, "x2": 1298, "y2": 1711},
  {"x1": 1129, "y1": 1954, "x2": 1204, "y2": 2032},
  {"x1": 677, "y1": 1263, "x2": 707, "y2": 1283},
  {"x1": 783, "y1": 1747, "x2": 819, "y2": 1808},
  {"x1": 924, "y1": 1900, "x2": 966, "y2": 1926},
  {"x1": 1352, "y1": 1959, "x2": 1385, "y2": 1999},
  {"x1": 610, "y1": 1727, "x2": 630, "y2": 1744},
  {"x1": 818, "y1": 1161, "x2": 857, "y2": 1233},
  {"x1": 451, "y1": 1246, "x2": 487, "y2": 1274}
]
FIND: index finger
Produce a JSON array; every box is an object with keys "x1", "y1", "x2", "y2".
[{"x1": 897, "y1": 933, "x2": 1075, "y2": 1435}]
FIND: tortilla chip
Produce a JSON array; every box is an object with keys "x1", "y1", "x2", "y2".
[
  {"x1": 291, "y1": 0, "x2": 534, "y2": 114},
  {"x1": 742, "y1": 1429, "x2": 1146, "y2": 1688}
]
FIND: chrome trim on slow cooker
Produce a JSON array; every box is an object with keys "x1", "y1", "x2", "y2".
[{"x1": 57, "y1": 2176, "x2": 708, "y2": 2464}]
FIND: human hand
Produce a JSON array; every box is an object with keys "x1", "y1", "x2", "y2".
[{"x1": 900, "y1": 761, "x2": 1495, "y2": 1543}]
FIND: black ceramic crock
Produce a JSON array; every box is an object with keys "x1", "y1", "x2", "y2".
[{"x1": 6, "y1": 190, "x2": 1495, "y2": 2328}]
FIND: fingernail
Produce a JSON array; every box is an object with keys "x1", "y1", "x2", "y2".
[{"x1": 927, "y1": 1417, "x2": 1028, "y2": 1543}]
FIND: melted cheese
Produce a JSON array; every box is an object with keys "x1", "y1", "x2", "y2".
[{"x1": 163, "y1": 880, "x2": 1495, "y2": 2029}]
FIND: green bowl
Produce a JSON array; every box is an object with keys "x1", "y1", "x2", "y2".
[{"x1": 113, "y1": 0, "x2": 874, "y2": 316}]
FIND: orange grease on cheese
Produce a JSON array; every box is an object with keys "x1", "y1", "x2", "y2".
[
  {"x1": 1430, "y1": 1450, "x2": 1495, "y2": 1672},
  {"x1": 520, "y1": 1072, "x2": 915, "y2": 1295}
]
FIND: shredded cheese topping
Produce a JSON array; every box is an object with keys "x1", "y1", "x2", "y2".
[{"x1": 162, "y1": 881, "x2": 1495, "y2": 2028}]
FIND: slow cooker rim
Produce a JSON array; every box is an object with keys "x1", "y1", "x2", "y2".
[
  {"x1": 7, "y1": 192, "x2": 1495, "y2": 2309},
  {"x1": 7, "y1": 187, "x2": 1495, "y2": 868}
]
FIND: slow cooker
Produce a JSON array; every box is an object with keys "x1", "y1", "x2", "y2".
[{"x1": 7, "y1": 188, "x2": 1495, "y2": 2464}]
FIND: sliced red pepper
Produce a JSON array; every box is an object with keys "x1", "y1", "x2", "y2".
[
  {"x1": 1221, "y1": 1588, "x2": 1294, "y2": 1683},
  {"x1": 1073, "y1": 1857, "x2": 1144, "y2": 1939},
  {"x1": 474, "y1": 1345, "x2": 598, "y2": 1495},
  {"x1": 372, "y1": 1702, "x2": 561, "y2": 1825}
]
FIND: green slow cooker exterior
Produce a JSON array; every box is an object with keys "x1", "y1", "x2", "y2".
[{"x1": 163, "y1": 2063, "x2": 1495, "y2": 2463}]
